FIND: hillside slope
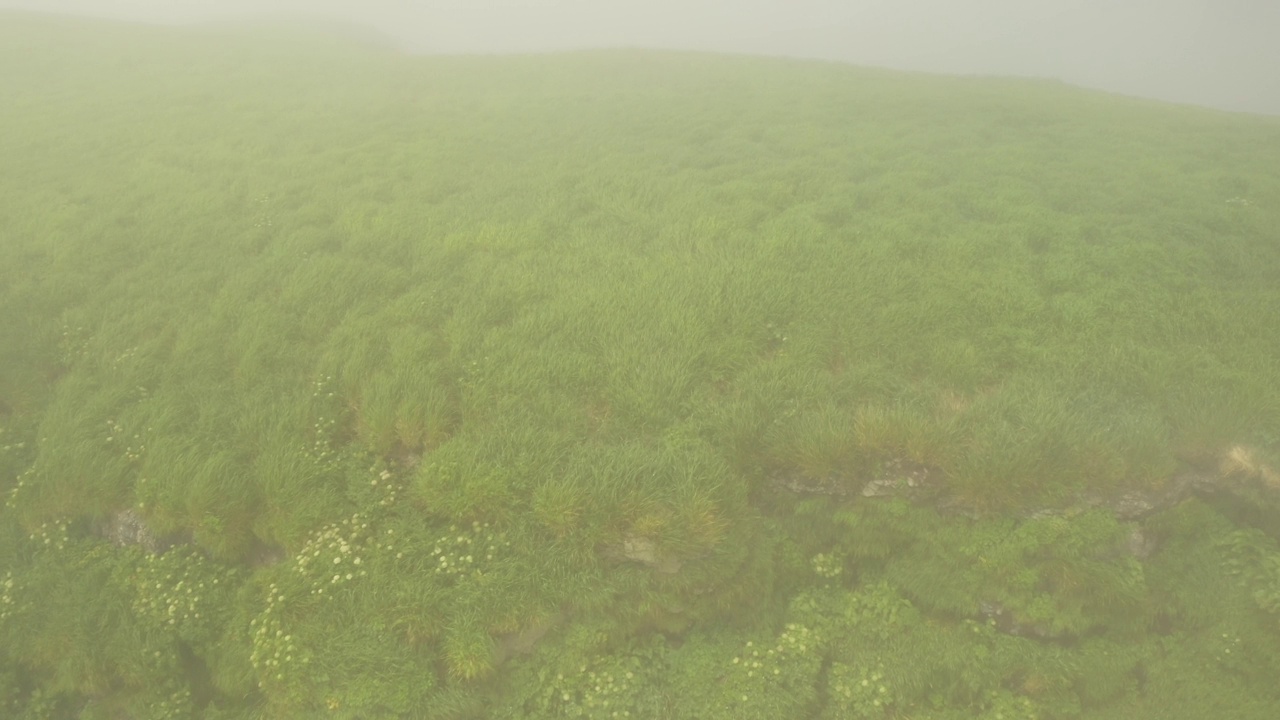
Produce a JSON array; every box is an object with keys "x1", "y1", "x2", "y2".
[{"x1": 2, "y1": 12, "x2": 1280, "y2": 719}]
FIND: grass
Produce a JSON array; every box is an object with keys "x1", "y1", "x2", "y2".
[{"x1": 1, "y1": 9, "x2": 1280, "y2": 719}]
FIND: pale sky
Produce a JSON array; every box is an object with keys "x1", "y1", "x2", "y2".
[{"x1": 4, "y1": 0, "x2": 1278, "y2": 114}]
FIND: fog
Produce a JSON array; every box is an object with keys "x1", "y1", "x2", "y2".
[{"x1": 5, "y1": 0, "x2": 1279, "y2": 114}]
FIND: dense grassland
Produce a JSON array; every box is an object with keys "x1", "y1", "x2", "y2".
[{"x1": 2, "y1": 11, "x2": 1280, "y2": 719}]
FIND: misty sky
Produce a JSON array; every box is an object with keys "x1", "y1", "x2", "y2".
[{"x1": 5, "y1": 0, "x2": 1279, "y2": 115}]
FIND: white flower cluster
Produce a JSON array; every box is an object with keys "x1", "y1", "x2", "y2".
[
  {"x1": 295, "y1": 513, "x2": 371, "y2": 596},
  {"x1": 730, "y1": 624, "x2": 821, "y2": 703},
  {"x1": 58, "y1": 323, "x2": 89, "y2": 364},
  {"x1": 547, "y1": 657, "x2": 643, "y2": 718},
  {"x1": 0, "y1": 424, "x2": 25, "y2": 454},
  {"x1": 311, "y1": 375, "x2": 336, "y2": 397},
  {"x1": 105, "y1": 418, "x2": 147, "y2": 463},
  {"x1": 249, "y1": 582, "x2": 306, "y2": 683},
  {"x1": 978, "y1": 690, "x2": 1039, "y2": 720},
  {"x1": 309, "y1": 414, "x2": 339, "y2": 464},
  {"x1": 369, "y1": 466, "x2": 400, "y2": 508},
  {"x1": 308, "y1": 375, "x2": 341, "y2": 464},
  {"x1": 1218, "y1": 631, "x2": 1243, "y2": 664},
  {"x1": 811, "y1": 552, "x2": 844, "y2": 580},
  {"x1": 825, "y1": 661, "x2": 894, "y2": 716},
  {"x1": 110, "y1": 346, "x2": 138, "y2": 370},
  {"x1": 136, "y1": 476, "x2": 151, "y2": 511},
  {"x1": 131, "y1": 550, "x2": 226, "y2": 633},
  {"x1": 252, "y1": 194, "x2": 274, "y2": 229},
  {"x1": 429, "y1": 521, "x2": 509, "y2": 579},
  {"x1": 146, "y1": 682, "x2": 194, "y2": 720},
  {"x1": 0, "y1": 570, "x2": 15, "y2": 624},
  {"x1": 28, "y1": 518, "x2": 71, "y2": 551},
  {"x1": 5, "y1": 465, "x2": 35, "y2": 510}
]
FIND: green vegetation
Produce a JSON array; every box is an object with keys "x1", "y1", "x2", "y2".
[{"x1": 2, "y1": 10, "x2": 1280, "y2": 719}]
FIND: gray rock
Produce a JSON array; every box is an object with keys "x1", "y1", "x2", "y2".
[
  {"x1": 1125, "y1": 526, "x2": 1156, "y2": 559},
  {"x1": 772, "y1": 474, "x2": 857, "y2": 497},
  {"x1": 494, "y1": 614, "x2": 561, "y2": 664},
  {"x1": 625, "y1": 535, "x2": 683, "y2": 574},
  {"x1": 98, "y1": 508, "x2": 162, "y2": 553},
  {"x1": 612, "y1": 534, "x2": 683, "y2": 574}
]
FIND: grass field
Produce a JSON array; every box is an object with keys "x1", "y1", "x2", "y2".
[{"x1": 2, "y1": 11, "x2": 1280, "y2": 719}]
